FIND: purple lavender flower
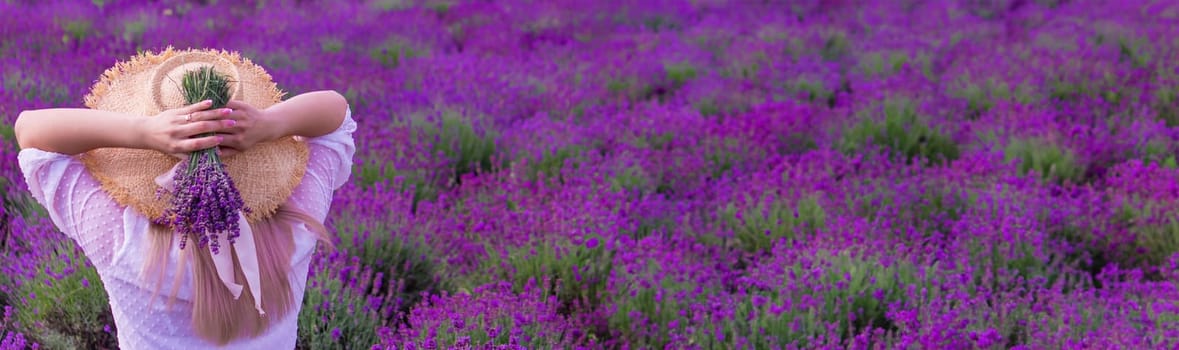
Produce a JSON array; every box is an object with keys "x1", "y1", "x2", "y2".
[{"x1": 154, "y1": 136, "x2": 250, "y2": 255}]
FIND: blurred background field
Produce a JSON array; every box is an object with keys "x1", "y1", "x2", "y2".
[{"x1": 2, "y1": 0, "x2": 1179, "y2": 349}]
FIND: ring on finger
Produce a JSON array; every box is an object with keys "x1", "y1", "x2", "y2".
[{"x1": 185, "y1": 113, "x2": 192, "y2": 123}]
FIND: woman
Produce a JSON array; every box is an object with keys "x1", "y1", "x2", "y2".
[{"x1": 13, "y1": 47, "x2": 356, "y2": 349}]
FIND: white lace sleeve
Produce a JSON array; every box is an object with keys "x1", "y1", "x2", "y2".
[
  {"x1": 19, "y1": 149, "x2": 85, "y2": 236},
  {"x1": 18, "y1": 148, "x2": 124, "y2": 266},
  {"x1": 286, "y1": 105, "x2": 357, "y2": 222}
]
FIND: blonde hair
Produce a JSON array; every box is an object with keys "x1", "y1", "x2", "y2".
[{"x1": 140, "y1": 204, "x2": 334, "y2": 346}]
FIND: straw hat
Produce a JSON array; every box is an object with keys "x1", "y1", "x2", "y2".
[{"x1": 79, "y1": 47, "x2": 309, "y2": 224}]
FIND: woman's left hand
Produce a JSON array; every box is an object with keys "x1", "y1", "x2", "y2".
[{"x1": 216, "y1": 100, "x2": 279, "y2": 157}]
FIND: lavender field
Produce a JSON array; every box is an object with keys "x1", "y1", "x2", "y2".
[{"x1": 3, "y1": 0, "x2": 1179, "y2": 349}]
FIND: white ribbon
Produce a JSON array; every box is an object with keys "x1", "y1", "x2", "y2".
[{"x1": 155, "y1": 162, "x2": 266, "y2": 316}]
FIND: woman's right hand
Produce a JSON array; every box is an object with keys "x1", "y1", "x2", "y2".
[{"x1": 143, "y1": 100, "x2": 238, "y2": 154}]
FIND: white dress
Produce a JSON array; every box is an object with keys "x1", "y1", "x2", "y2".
[{"x1": 17, "y1": 108, "x2": 357, "y2": 349}]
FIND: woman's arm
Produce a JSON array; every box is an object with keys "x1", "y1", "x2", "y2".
[
  {"x1": 14, "y1": 100, "x2": 233, "y2": 155},
  {"x1": 263, "y1": 90, "x2": 349, "y2": 139},
  {"x1": 14, "y1": 109, "x2": 151, "y2": 154},
  {"x1": 219, "y1": 90, "x2": 349, "y2": 155}
]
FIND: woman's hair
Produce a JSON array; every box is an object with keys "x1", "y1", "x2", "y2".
[{"x1": 140, "y1": 203, "x2": 334, "y2": 346}]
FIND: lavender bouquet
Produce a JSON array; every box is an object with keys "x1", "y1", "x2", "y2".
[{"x1": 154, "y1": 67, "x2": 250, "y2": 255}]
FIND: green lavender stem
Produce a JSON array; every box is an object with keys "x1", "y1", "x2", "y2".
[{"x1": 180, "y1": 66, "x2": 231, "y2": 172}]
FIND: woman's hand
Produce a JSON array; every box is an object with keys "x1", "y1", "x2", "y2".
[
  {"x1": 217, "y1": 100, "x2": 279, "y2": 157},
  {"x1": 142, "y1": 100, "x2": 237, "y2": 154},
  {"x1": 173, "y1": 91, "x2": 347, "y2": 157}
]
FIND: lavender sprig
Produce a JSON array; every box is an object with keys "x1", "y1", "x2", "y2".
[{"x1": 153, "y1": 66, "x2": 250, "y2": 255}]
